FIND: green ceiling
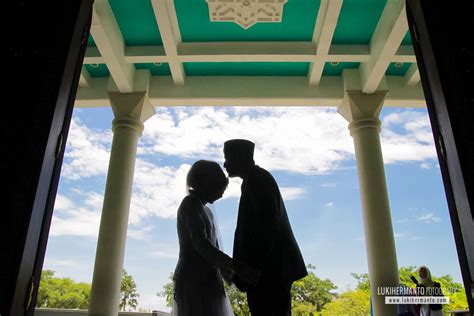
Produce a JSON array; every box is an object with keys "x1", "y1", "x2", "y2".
[{"x1": 85, "y1": 0, "x2": 413, "y2": 78}]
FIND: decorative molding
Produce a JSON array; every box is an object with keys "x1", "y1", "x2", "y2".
[{"x1": 206, "y1": 0, "x2": 287, "y2": 29}]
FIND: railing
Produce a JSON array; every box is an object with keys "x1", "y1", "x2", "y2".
[{"x1": 34, "y1": 308, "x2": 170, "y2": 316}]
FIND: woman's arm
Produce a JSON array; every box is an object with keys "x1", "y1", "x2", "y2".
[{"x1": 181, "y1": 197, "x2": 235, "y2": 272}]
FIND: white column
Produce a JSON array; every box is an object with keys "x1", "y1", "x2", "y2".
[
  {"x1": 89, "y1": 92, "x2": 154, "y2": 316},
  {"x1": 338, "y1": 91, "x2": 399, "y2": 316}
]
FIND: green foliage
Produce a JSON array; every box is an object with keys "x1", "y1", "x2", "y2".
[
  {"x1": 37, "y1": 269, "x2": 141, "y2": 311},
  {"x1": 291, "y1": 265, "x2": 338, "y2": 314},
  {"x1": 157, "y1": 273, "x2": 174, "y2": 307},
  {"x1": 158, "y1": 266, "x2": 469, "y2": 315},
  {"x1": 322, "y1": 289, "x2": 371, "y2": 316},
  {"x1": 397, "y1": 266, "x2": 468, "y2": 313},
  {"x1": 158, "y1": 264, "x2": 337, "y2": 316},
  {"x1": 224, "y1": 282, "x2": 251, "y2": 316},
  {"x1": 157, "y1": 273, "x2": 251, "y2": 314},
  {"x1": 36, "y1": 270, "x2": 91, "y2": 309},
  {"x1": 120, "y1": 269, "x2": 140, "y2": 311},
  {"x1": 350, "y1": 273, "x2": 370, "y2": 292},
  {"x1": 331, "y1": 266, "x2": 469, "y2": 315}
]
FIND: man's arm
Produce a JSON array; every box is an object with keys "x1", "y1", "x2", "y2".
[{"x1": 247, "y1": 181, "x2": 280, "y2": 270}]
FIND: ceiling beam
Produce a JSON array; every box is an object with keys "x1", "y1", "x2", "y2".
[
  {"x1": 75, "y1": 75, "x2": 425, "y2": 108},
  {"x1": 151, "y1": 0, "x2": 185, "y2": 85},
  {"x1": 404, "y1": 63, "x2": 420, "y2": 86},
  {"x1": 79, "y1": 66, "x2": 92, "y2": 87},
  {"x1": 83, "y1": 44, "x2": 417, "y2": 64},
  {"x1": 359, "y1": 0, "x2": 408, "y2": 93},
  {"x1": 308, "y1": 0, "x2": 343, "y2": 86},
  {"x1": 90, "y1": 0, "x2": 135, "y2": 92}
]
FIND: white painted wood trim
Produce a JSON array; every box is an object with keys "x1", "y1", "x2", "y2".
[
  {"x1": 75, "y1": 75, "x2": 425, "y2": 108},
  {"x1": 151, "y1": 0, "x2": 185, "y2": 85},
  {"x1": 308, "y1": 0, "x2": 343, "y2": 86},
  {"x1": 359, "y1": 0, "x2": 408, "y2": 93},
  {"x1": 90, "y1": 0, "x2": 135, "y2": 92},
  {"x1": 404, "y1": 63, "x2": 420, "y2": 86},
  {"x1": 83, "y1": 44, "x2": 416, "y2": 64},
  {"x1": 79, "y1": 66, "x2": 92, "y2": 87}
]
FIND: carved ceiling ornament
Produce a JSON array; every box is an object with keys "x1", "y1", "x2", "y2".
[{"x1": 206, "y1": 0, "x2": 288, "y2": 30}]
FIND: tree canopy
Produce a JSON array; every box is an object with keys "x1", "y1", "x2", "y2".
[
  {"x1": 36, "y1": 269, "x2": 141, "y2": 310},
  {"x1": 36, "y1": 270, "x2": 91, "y2": 309},
  {"x1": 158, "y1": 264, "x2": 337, "y2": 315},
  {"x1": 322, "y1": 266, "x2": 469, "y2": 315},
  {"x1": 120, "y1": 269, "x2": 140, "y2": 311}
]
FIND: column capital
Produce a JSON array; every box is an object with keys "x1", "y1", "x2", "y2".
[
  {"x1": 338, "y1": 91, "x2": 388, "y2": 123},
  {"x1": 338, "y1": 91, "x2": 387, "y2": 135},
  {"x1": 107, "y1": 91, "x2": 155, "y2": 135}
]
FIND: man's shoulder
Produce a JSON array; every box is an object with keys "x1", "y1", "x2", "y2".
[
  {"x1": 253, "y1": 165, "x2": 273, "y2": 179},
  {"x1": 250, "y1": 165, "x2": 278, "y2": 188}
]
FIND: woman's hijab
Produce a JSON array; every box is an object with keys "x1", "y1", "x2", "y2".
[{"x1": 417, "y1": 265, "x2": 435, "y2": 287}]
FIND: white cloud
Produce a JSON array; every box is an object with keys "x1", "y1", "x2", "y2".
[
  {"x1": 280, "y1": 187, "x2": 306, "y2": 200},
  {"x1": 393, "y1": 218, "x2": 409, "y2": 224},
  {"x1": 381, "y1": 111, "x2": 437, "y2": 164},
  {"x1": 54, "y1": 194, "x2": 76, "y2": 211},
  {"x1": 61, "y1": 118, "x2": 111, "y2": 180},
  {"x1": 130, "y1": 162, "x2": 191, "y2": 221},
  {"x1": 55, "y1": 107, "x2": 438, "y2": 227},
  {"x1": 51, "y1": 191, "x2": 103, "y2": 237},
  {"x1": 420, "y1": 162, "x2": 432, "y2": 169},
  {"x1": 417, "y1": 213, "x2": 441, "y2": 224},
  {"x1": 142, "y1": 107, "x2": 354, "y2": 174},
  {"x1": 127, "y1": 225, "x2": 154, "y2": 241},
  {"x1": 63, "y1": 108, "x2": 437, "y2": 183},
  {"x1": 320, "y1": 183, "x2": 337, "y2": 187},
  {"x1": 148, "y1": 243, "x2": 179, "y2": 260},
  {"x1": 325, "y1": 201, "x2": 334, "y2": 207}
]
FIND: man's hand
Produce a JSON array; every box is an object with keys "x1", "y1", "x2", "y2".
[{"x1": 234, "y1": 261, "x2": 261, "y2": 288}]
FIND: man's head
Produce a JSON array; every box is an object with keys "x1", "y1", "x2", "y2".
[{"x1": 223, "y1": 139, "x2": 255, "y2": 178}]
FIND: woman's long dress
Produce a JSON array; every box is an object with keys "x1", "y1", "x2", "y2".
[{"x1": 172, "y1": 192, "x2": 234, "y2": 316}]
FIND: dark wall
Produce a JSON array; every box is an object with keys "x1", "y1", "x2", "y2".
[
  {"x1": 3, "y1": 1, "x2": 92, "y2": 315},
  {"x1": 407, "y1": 0, "x2": 474, "y2": 312}
]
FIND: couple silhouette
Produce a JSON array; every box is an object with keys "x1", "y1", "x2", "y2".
[{"x1": 172, "y1": 139, "x2": 307, "y2": 316}]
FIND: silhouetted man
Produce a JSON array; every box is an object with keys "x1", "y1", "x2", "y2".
[{"x1": 223, "y1": 139, "x2": 307, "y2": 316}]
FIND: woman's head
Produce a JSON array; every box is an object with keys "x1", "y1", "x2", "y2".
[
  {"x1": 187, "y1": 160, "x2": 229, "y2": 203},
  {"x1": 417, "y1": 265, "x2": 433, "y2": 286}
]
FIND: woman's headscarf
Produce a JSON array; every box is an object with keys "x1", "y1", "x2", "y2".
[{"x1": 417, "y1": 265, "x2": 435, "y2": 287}]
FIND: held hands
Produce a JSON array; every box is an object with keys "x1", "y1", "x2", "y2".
[{"x1": 232, "y1": 261, "x2": 261, "y2": 289}]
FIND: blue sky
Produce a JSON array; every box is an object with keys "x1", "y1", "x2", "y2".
[{"x1": 43, "y1": 106, "x2": 462, "y2": 312}]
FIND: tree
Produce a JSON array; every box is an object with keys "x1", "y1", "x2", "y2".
[
  {"x1": 158, "y1": 264, "x2": 337, "y2": 315},
  {"x1": 224, "y1": 282, "x2": 250, "y2": 316},
  {"x1": 396, "y1": 266, "x2": 468, "y2": 313},
  {"x1": 157, "y1": 273, "x2": 250, "y2": 314},
  {"x1": 158, "y1": 273, "x2": 174, "y2": 307},
  {"x1": 328, "y1": 266, "x2": 469, "y2": 315},
  {"x1": 350, "y1": 272, "x2": 370, "y2": 292},
  {"x1": 322, "y1": 289, "x2": 370, "y2": 316},
  {"x1": 36, "y1": 270, "x2": 91, "y2": 309},
  {"x1": 120, "y1": 269, "x2": 140, "y2": 311},
  {"x1": 37, "y1": 269, "x2": 142, "y2": 311},
  {"x1": 291, "y1": 264, "x2": 338, "y2": 314}
]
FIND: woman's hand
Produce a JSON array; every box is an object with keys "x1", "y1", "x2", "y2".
[{"x1": 233, "y1": 261, "x2": 261, "y2": 287}]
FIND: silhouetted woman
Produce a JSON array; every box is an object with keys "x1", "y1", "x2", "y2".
[
  {"x1": 172, "y1": 160, "x2": 258, "y2": 316},
  {"x1": 415, "y1": 265, "x2": 443, "y2": 316}
]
